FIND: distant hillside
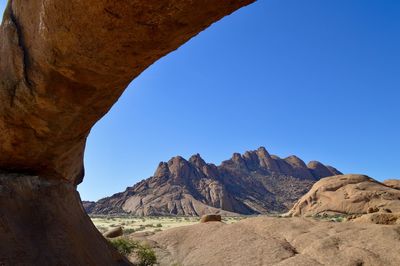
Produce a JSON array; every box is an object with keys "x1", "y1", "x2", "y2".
[{"x1": 84, "y1": 147, "x2": 341, "y2": 216}]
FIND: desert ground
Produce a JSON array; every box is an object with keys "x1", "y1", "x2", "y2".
[
  {"x1": 94, "y1": 214, "x2": 400, "y2": 266},
  {"x1": 90, "y1": 215, "x2": 247, "y2": 234},
  {"x1": 94, "y1": 175, "x2": 400, "y2": 265}
]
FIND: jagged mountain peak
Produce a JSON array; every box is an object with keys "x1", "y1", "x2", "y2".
[
  {"x1": 86, "y1": 147, "x2": 343, "y2": 216},
  {"x1": 307, "y1": 160, "x2": 338, "y2": 178},
  {"x1": 154, "y1": 162, "x2": 170, "y2": 177},
  {"x1": 189, "y1": 153, "x2": 207, "y2": 167},
  {"x1": 256, "y1": 146, "x2": 271, "y2": 158},
  {"x1": 284, "y1": 155, "x2": 308, "y2": 168}
]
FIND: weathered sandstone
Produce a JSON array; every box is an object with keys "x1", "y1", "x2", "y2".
[
  {"x1": 200, "y1": 214, "x2": 222, "y2": 223},
  {"x1": 0, "y1": 0, "x2": 254, "y2": 184},
  {"x1": 383, "y1": 179, "x2": 400, "y2": 190},
  {"x1": 0, "y1": 172, "x2": 129, "y2": 265},
  {"x1": 0, "y1": 0, "x2": 254, "y2": 264},
  {"x1": 288, "y1": 174, "x2": 400, "y2": 216},
  {"x1": 104, "y1": 227, "x2": 124, "y2": 238},
  {"x1": 87, "y1": 148, "x2": 341, "y2": 216},
  {"x1": 143, "y1": 216, "x2": 400, "y2": 266}
]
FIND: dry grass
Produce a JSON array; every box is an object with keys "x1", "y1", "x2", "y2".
[{"x1": 90, "y1": 215, "x2": 246, "y2": 234}]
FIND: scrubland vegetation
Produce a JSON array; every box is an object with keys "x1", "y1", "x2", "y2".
[{"x1": 91, "y1": 215, "x2": 246, "y2": 234}]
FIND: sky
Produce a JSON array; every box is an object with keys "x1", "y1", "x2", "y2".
[{"x1": 1, "y1": 1, "x2": 399, "y2": 201}]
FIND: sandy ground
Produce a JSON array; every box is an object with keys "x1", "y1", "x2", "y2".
[{"x1": 90, "y1": 215, "x2": 246, "y2": 234}]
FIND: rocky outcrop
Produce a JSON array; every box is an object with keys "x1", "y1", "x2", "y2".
[
  {"x1": 200, "y1": 214, "x2": 222, "y2": 223},
  {"x1": 383, "y1": 179, "x2": 400, "y2": 190},
  {"x1": 87, "y1": 147, "x2": 342, "y2": 216},
  {"x1": 288, "y1": 175, "x2": 400, "y2": 216},
  {"x1": 0, "y1": 0, "x2": 254, "y2": 184},
  {"x1": 0, "y1": 172, "x2": 129, "y2": 265},
  {"x1": 146, "y1": 216, "x2": 400, "y2": 266},
  {"x1": 307, "y1": 161, "x2": 341, "y2": 179},
  {"x1": 82, "y1": 201, "x2": 96, "y2": 213},
  {"x1": 353, "y1": 212, "x2": 400, "y2": 225},
  {"x1": 104, "y1": 227, "x2": 124, "y2": 238},
  {"x1": 0, "y1": 0, "x2": 254, "y2": 264}
]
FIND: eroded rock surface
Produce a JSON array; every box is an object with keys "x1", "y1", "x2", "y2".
[
  {"x1": 200, "y1": 214, "x2": 222, "y2": 223},
  {"x1": 383, "y1": 179, "x2": 400, "y2": 190},
  {"x1": 288, "y1": 174, "x2": 400, "y2": 216},
  {"x1": 142, "y1": 216, "x2": 400, "y2": 266},
  {"x1": 0, "y1": 0, "x2": 254, "y2": 184},
  {"x1": 87, "y1": 147, "x2": 341, "y2": 216},
  {"x1": 0, "y1": 172, "x2": 129, "y2": 265},
  {"x1": 0, "y1": 0, "x2": 255, "y2": 264},
  {"x1": 104, "y1": 227, "x2": 124, "y2": 238}
]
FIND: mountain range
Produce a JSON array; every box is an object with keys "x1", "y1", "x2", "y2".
[{"x1": 83, "y1": 147, "x2": 341, "y2": 216}]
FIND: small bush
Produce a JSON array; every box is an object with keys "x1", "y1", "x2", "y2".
[
  {"x1": 156, "y1": 223, "x2": 162, "y2": 227},
  {"x1": 137, "y1": 245, "x2": 157, "y2": 266},
  {"x1": 109, "y1": 238, "x2": 138, "y2": 256},
  {"x1": 136, "y1": 225, "x2": 146, "y2": 231},
  {"x1": 123, "y1": 228, "x2": 136, "y2": 235},
  {"x1": 109, "y1": 238, "x2": 157, "y2": 266}
]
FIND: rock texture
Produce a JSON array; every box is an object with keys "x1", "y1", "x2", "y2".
[
  {"x1": 354, "y1": 212, "x2": 400, "y2": 225},
  {"x1": 0, "y1": 172, "x2": 129, "y2": 265},
  {"x1": 136, "y1": 216, "x2": 400, "y2": 266},
  {"x1": 288, "y1": 174, "x2": 400, "y2": 216},
  {"x1": 383, "y1": 179, "x2": 400, "y2": 190},
  {"x1": 82, "y1": 200, "x2": 96, "y2": 213},
  {"x1": 0, "y1": 0, "x2": 254, "y2": 264},
  {"x1": 0, "y1": 0, "x2": 254, "y2": 184},
  {"x1": 103, "y1": 227, "x2": 124, "y2": 238},
  {"x1": 87, "y1": 147, "x2": 341, "y2": 216},
  {"x1": 200, "y1": 214, "x2": 222, "y2": 223}
]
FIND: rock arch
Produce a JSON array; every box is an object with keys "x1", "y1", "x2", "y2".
[{"x1": 0, "y1": 0, "x2": 254, "y2": 264}]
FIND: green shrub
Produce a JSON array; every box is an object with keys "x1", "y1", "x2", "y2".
[
  {"x1": 109, "y1": 238, "x2": 157, "y2": 266},
  {"x1": 123, "y1": 228, "x2": 136, "y2": 235},
  {"x1": 156, "y1": 223, "x2": 162, "y2": 227},
  {"x1": 136, "y1": 225, "x2": 146, "y2": 231},
  {"x1": 109, "y1": 238, "x2": 138, "y2": 256},
  {"x1": 137, "y1": 245, "x2": 157, "y2": 266}
]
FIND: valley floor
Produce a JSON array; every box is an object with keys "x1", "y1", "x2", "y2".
[{"x1": 90, "y1": 215, "x2": 246, "y2": 234}]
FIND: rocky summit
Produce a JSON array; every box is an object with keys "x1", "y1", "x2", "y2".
[{"x1": 86, "y1": 147, "x2": 341, "y2": 216}]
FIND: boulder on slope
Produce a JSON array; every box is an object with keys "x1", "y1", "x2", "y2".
[{"x1": 383, "y1": 179, "x2": 400, "y2": 190}]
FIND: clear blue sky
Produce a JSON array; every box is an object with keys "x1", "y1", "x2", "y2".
[{"x1": 1, "y1": 1, "x2": 399, "y2": 201}]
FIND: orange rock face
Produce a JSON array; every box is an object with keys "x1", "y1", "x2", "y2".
[
  {"x1": 0, "y1": 0, "x2": 254, "y2": 184},
  {"x1": 288, "y1": 175, "x2": 400, "y2": 217},
  {"x1": 0, "y1": 172, "x2": 130, "y2": 265},
  {"x1": 0, "y1": 0, "x2": 254, "y2": 264}
]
